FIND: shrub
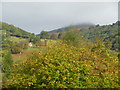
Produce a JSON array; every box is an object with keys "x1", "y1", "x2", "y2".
[
  {"x1": 17, "y1": 40, "x2": 29, "y2": 49},
  {"x1": 61, "y1": 28, "x2": 82, "y2": 47},
  {"x1": 2, "y1": 50, "x2": 13, "y2": 76},
  {"x1": 50, "y1": 33, "x2": 58, "y2": 40},
  {"x1": 6, "y1": 41, "x2": 119, "y2": 88},
  {"x1": 11, "y1": 44, "x2": 22, "y2": 54}
]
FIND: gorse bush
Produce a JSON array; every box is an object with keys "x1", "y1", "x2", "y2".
[{"x1": 6, "y1": 40, "x2": 119, "y2": 88}]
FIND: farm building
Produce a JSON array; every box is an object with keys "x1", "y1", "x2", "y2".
[{"x1": 28, "y1": 42, "x2": 33, "y2": 47}]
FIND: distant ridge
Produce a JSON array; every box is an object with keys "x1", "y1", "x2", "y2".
[{"x1": 48, "y1": 23, "x2": 95, "y2": 33}]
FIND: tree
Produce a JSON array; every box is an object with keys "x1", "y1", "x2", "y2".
[
  {"x1": 29, "y1": 33, "x2": 39, "y2": 43},
  {"x1": 39, "y1": 31, "x2": 50, "y2": 39},
  {"x1": 62, "y1": 28, "x2": 80, "y2": 47},
  {"x1": 50, "y1": 33, "x2": 58, "y2": 40},
  {"x1": 58, "y1": 33, "x2": 62, "y2": 39},
  {"x1": 17, "y1": 40, "x2": 29, "y2": 49},
  {"x1": 96, "y1": 24, "x2": 99, "y2": 27},
  {"x1": 11, "y1": 45, "x2": 22, "y2": 54}
]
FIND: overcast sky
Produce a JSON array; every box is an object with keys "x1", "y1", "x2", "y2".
[{"x1": 1, "y1": 2, "x2": 118, "y2": 34}]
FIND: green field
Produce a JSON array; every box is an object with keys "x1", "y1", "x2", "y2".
[
  {"x1": 11, "y1": 39, "x2": 56, "y2": 62},
  {"x1": 7, "y1": 36, "x2": 27, "y2": 43},
  {"x1": 12, "y1": 47, "x2": 40, "y2": 62}
]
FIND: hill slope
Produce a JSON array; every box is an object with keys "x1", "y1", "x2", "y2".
[
  {"x1": 46, "y1": 21, "x2": 119, "y2": 51},
  {"x1": 0, "y1": 22, "x2": 40, "y2": 44},
  {"x1": 0, "y1": 22, "x2": 32, "y2": 38},
  {"x1": 79, "y1": 21, "x2": 119, "y2": 51}
]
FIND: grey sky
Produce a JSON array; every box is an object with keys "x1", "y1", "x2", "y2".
[{"x1": 1, "y1": 2, "x2": 118, "y2": 34}]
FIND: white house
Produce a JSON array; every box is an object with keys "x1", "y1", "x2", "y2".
[{"x1": 28, "y1": 42, "x2": 33, "y2": 47}]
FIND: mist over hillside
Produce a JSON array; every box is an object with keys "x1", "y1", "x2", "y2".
[
  {"x1": 48, "y1": 22, "x2": 95, "y2": 33},
  {"x1": 37, "y1": 21, "x2": 119, "y2": 51}
]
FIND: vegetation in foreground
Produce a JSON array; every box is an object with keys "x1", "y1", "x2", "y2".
[
  {"x1": 0, "y1": 22, "x2": 119, "y2": 88},
  {"x1": 3, "y1": 40, "x2": 119, "y2": 88}
]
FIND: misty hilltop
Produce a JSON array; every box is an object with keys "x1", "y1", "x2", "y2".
[
  {"x1": 48, "y1": 23, "x2": 95, "y2": 33},
  {"x1": 37, "y1": 21, "x2": 119, "y2": 51}
]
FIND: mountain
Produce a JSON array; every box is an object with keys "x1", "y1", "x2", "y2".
[
  {"x1": 48, "y1": 23, "x2": 95, "y2": 33},
  {"x1": 46, "y1": 21, "x2": 119, "y2": 51}
]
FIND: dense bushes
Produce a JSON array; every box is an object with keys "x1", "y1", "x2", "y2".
[
  {"x1": 2, "y1": 37, "x2": 29, "y2": 54},
  {"x1": 10, "y1": 40, "x2": 29, "y2": 54},
  {"x1": 5, "y1": 40, "x2": 119, "y2": 88},
  {"x1": 17, "y1": 40, "x2": 29, "y2": 49},
  {"x1": 2, "y1": 50, "x2": 13, "y2": 76},
  {"x1": 11, "y1": 44, "x2": 22, "y2": 54}
]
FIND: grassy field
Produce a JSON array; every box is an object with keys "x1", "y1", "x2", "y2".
[
  {"x1": 7, "y1": 36, "x2": 27, "y2": 43},
  {"x1": 12, "y1": 47, "x2": 41, "y2": 63},
  {"x1": 40, "y1": 39, "x2": 57, "y2": 46},
  {"x1": 12, "y1": 39, "x2": 56, "y2": 62}
]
